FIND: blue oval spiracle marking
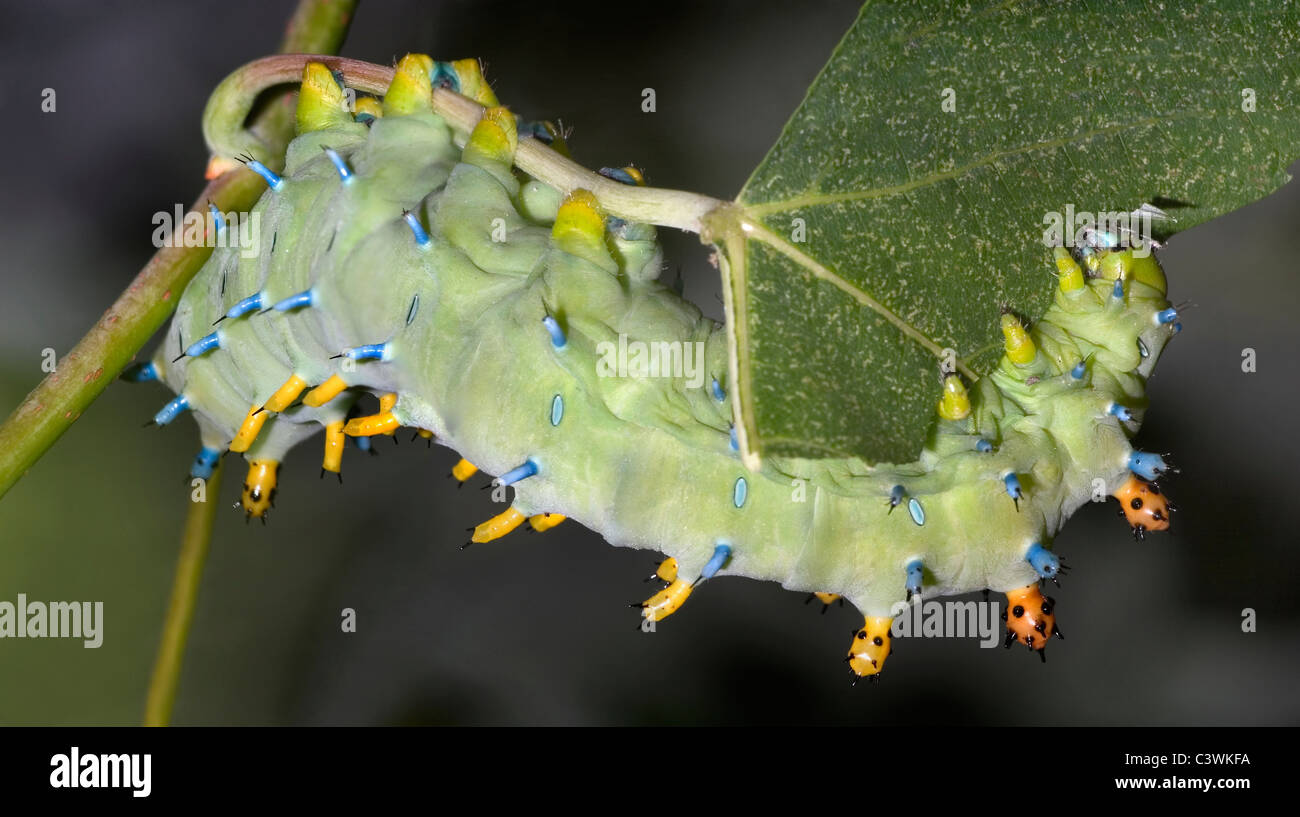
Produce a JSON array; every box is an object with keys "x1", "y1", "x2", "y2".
[
  {"x1": 907, "y1": 498, "x2": 925, "y2": 526},
  {"x1": 550, "y1": 394, "x2": 564, "y2": 427},
  {"x1": 733, "y1": 477, "x2": 748, "y2": 508}
]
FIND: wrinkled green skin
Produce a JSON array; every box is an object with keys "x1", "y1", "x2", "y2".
[{"x1": 154, "y1": 105, "x2": 1175, "y2": 620}]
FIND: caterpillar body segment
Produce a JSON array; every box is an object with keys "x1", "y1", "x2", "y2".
[{"x1": 138, "y1": 55, "x2": 1182, "y2": 676}]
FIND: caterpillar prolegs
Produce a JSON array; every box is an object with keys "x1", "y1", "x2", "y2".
[{"x1": 129, "y1": 54, "x2": 1181, "y2": 680}]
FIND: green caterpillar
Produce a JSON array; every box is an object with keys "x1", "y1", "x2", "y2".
[{"x1": 127, "y1": 55, "x2": 1181, "y2": 679}]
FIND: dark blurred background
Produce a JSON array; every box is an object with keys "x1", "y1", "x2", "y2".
[{"x1": 0, "y1": 0, "x2": 1296, "y2": 725}]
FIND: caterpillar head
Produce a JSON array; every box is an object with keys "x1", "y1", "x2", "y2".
[
  {"x1": 847, "y1": 616, "x2": 893, "y2": 680},
  {"x1": 1112, "y1": 474, "x2": 1171, "y2": 540},
  {"x1": 1003, "y1": 585, "x2": 1058, "y2": 652}
]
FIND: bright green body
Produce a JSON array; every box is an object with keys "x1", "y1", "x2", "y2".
[{"x1": 155, "y1": 94, "x2": 1175, "y2": 619}]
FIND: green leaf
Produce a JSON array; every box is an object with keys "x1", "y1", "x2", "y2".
[{"x1": 722, "y1": 0, "x2": 1300, "y2": 465}]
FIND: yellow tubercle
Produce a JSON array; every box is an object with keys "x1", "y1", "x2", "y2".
[
  {"x1": 264, "y1": 374, "x2": 308, "y2": 412},
  {"x1": 552, "y1": 189, "x2": 610, "y2": 261},
  {"x1": 847, "y1": 616, "x2": 893, "y2": 677},
  {"x1": 463, "y1": 105, "x2": 517, "y2": 167},
  {"x1": 471, "y1": 508, "x2": 526, "y2": 543},
  {"x1": 417, "y1": 428, "x2": 434, "y2": 439},
  {"x1": 353, "y1": 96, "x2": 383, "y2": 121},
  {"x1": 528, "y1": 513, "x2": 566, "y2": 532},
  {"x1": 619, "y1": 166, "x2": 646, "y2": 186},
  {"x1": 641, "y1": 578, "x2": 693, "y2": 622},
  {"x1": 1000, "y1": 313, "x2": 1037, "y2": 366},
  {"x1": 322, "y1": 420, "x2": 345, "y2": 475},
  {"x1": 378, "y1": 393, "x2": 399, "y2": 436},
  {"x1": 655, "y1": 557, "x2": 679, "y2": 584},
  {"x1": 451, "y1": 458, "x2": 479, "y2": 482},
  {"x1": 241, "y1": 459, "x2": 279, "y2": 519},
  {"x1": 814, "y1": 592, "x2": 842, "y2": 605},
  {"x1": 936, "y1": 374, "x2": 971, "y2": 421},
  {"x1": 449, "y1": 58, "x2": 499, "y2": 106},
  {"x1": 383, "y1": 53, "x2": 434, "y2": 116},
  {"x1": 302, "y1": 374, "x2": 347, "y2": 407},
  {"x1": 229, "y1": 404, "x2": 269, "y2": 453},
  {"x1": 1054, "y1": 247, "x2": 1085, "y2": 293},
  {"x1": 296, "y1": 62, "x2": 351, "y2": 134},
  {"x1": 343, "y1": 411, "x2": 399, "y2": 437},
  {"x1": 1098, "y1": 249, "x2": 1167, "y2": 296}
]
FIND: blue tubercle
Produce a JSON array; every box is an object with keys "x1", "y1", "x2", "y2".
[
  {"x1": 498, "y1": 459, "x2": 539, "y2": 486},
  {"x1": 402, "y1": 210, "x2": 431, "y2": 248},
  {"x1": 541, "y1": 315, "x2": 567, "y2": 349},
  {"x1": 728, "y1": 425, "x2": 738, "y2": 452},
  {"x1": 887, "y1": 484, "x2": 905, "y2": 513},
  {"x1": 599, "y1": 167, "x2": 641, "y2": 186},
  {"x1": 183, "y1": 332, "x2": 222, "y2": 359},
  {"x1": 1112, "y1": 278, "x2": 1125, "y2": 299},
  {"x1": 700, "y1": 543, "x2": 732, "y2": 580},
  {"x1": 975, "y1": 438, "x2": 993, "y2": 453},
  {"x1": 224, "y1": 292, "x2": 265, "y2": 321},
  {"x1": 189, "y1": 446, "x2": 221, "y2": 481},
  {"x1": 1129, "y1": 451, "x2": 1173, "y2": 481},
  {"x1": 341, "y1": 343, "x2": 390, "y2": 362},
  {"x1": 207, "y1": 202, "x2": 226, "y2": 234},
  {"x1": 520, "y1": 121, "x2": 554, "y2": 144},
  {"x1": 431, "y1": 61, "x2": 460, "y2": 92},
  {"x1": 153, "y1": 394, "x2": 190, "y2": 426},
  {"x1": 1070, "y1": 360, "x2": 1087, "y2": 380},
  {"x1": 321, "y1": 146, "x2": 353, "y2": 184},
  {"x1": 1107, "y1": 402, "x2": 1134, "y2": 422},
  {"x1": 1155, "y1": 307, "x2": 1178, "y2": 325},
  {"x1": 272, "y1": 289, "x2": 315, "y2": 312},
  {"x1": 710, "y1": 377, "x2": 726, "y2": 402},
  {"x1": 121, "y1": 361, "x2": 158, "y2": 383},
  {"x1": 905, "y1": 559, "x2": 924, "y2": 600},
  {"x1": 1172, "y1": 322, "x2": 1183, "y2": 334},
  {"x1": 1025, "y1": 542, "x2": 1060, "y2": 580},
  {"x1": 1003, "y1": 472, "x2": 1023, "y2": 509},
  {"x1": 243, "y1": 158, "x2": 284, "y2": 191}
]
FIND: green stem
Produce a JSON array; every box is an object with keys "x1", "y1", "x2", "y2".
[
  {"x1": 142, "y1": 464, "x2": 222, "y2": 727},
  {"x1": 0, "y1": 0, "x2": 357, "y2": 503}
]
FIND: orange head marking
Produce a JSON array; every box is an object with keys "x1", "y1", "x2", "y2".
[
  {"x1": 847, "y1": 616, "x2": 893, "y2": 680},
  {"x1": 1112, "y1": 474, "x2": 1171, "y2": 540},
  {"x1": 1004, "y1": 584, "x2": 1059, "y2": 653}
]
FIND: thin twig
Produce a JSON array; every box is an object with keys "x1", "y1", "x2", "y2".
[
  {"x1": 200, "y1": 55, "x2": 728, "y2": 233},
  {"x1": 142, "y1": 464, "x2": 222, "y2": 726}
]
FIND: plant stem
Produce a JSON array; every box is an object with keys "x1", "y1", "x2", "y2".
[
  {"x1": 0, "y1": 171, "x2": 262, "y2": 501},
  {"x1": 0, "y1": 0, "x2": 357, "y2": 503},
  {"x1": 142, "y1": 464, "x2": 222, "y2": 726},
  {"x1": 201, "y1": 55, "x2": 729, "y2": 233}
]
